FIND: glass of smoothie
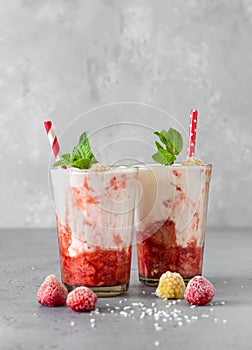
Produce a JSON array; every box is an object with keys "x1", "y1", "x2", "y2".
[
  {"x1": 135, "y1": 161, "x2": 212, "y2": 286},
  {"x1": 50, "y1": 165, "x2": 138, "y2": 296}
]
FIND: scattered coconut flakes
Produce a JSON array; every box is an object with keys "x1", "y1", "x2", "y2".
[
  {"x1": 154, "y1": 323, "x2": 162, "y2": 331},
  {"x1": 146, "y1": 308, "x2": 153, "y2": 315},
  {"x1": 120, "y1": 311, "x2": 128, "y2": 317},
  {"x1": 123, "y1": 306, "x2": 131, "y2": 310},
  {"x1": 140, "y1": 312, "x2": 146, "y2": 319}
]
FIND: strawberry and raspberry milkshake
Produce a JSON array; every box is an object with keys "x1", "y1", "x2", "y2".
[
  {"x1": 135, "y1": 161, "x2": 212, "y2": 285},
  {"x1": 51, "y1": 165, "x2": 138, "y2": 296}
]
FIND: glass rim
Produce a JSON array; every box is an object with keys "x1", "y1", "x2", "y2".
[
  {"x1": 50, "y1": 165, "x2": 138, "y2": 174},
  {"x1": 132, "y1": 163, "x2": 213, "y2": 169}
]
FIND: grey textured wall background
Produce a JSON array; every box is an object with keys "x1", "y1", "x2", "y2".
[{"x1": 1, "y1": 0, "x2": 252, "y2": 228}]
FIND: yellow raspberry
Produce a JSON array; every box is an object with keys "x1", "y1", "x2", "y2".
[{"x1": 155, "y1": 271, "x2": 185, "y2": 299}]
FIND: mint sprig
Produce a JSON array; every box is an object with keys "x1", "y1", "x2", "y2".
[
  {"x1": 53, "y1": 132, "x2": 98, "y2": 169},
  {"x1": 152, "y1": 128, "x2": 183, "y2": 165}
]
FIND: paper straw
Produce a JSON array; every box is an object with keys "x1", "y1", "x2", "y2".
[
  {"x1": 44, "y1": 120, "x2": 61, "y2": 161},
  {"x1": 187, "y1": 109, "x2": 198, "y2": 157}
]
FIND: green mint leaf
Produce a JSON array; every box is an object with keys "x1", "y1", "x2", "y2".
[
  {"x1": 154, "y1": 131, "x2": 167, "y2": 145},
  {"x1": 74, "y1": 132, "x2": 98, "y2": 163},
  {"x1": 71, "y1": 159, "x2": 92, "y2": 169},
  {"x1": 53, "y1": 154, "x2": 73, "y2": 167},
  {"x1": 61, "y1": 153, "x2": 73, "y2": 162},
  {"x1": 53, "y1": 159, "x2": 68, "y2": 167},
  {"x1": 152, "y1": 151, "x2": 168, "y2": 165},
  {"x1": 161, "y1": 128, "x2": 183, "y2": 155},
  {"x1": 153, "y1": 127, "x2": 183, "y2": 165},
  {"x1": 152, "y1": 151, "x2": 176, "y2": 165},
  {"x1": 53, "y1": 132, "x2": 98, "y2": 169},
  {"x1": 155, "y1": 141, "x2": 166, "y2": 153}
]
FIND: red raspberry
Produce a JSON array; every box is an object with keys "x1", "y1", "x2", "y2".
[
  {"x1": 184, "y1": 276, "x2": 215, "y2": 306},
  {"x1": 37, "y1": 274, "x2": 68, "y2": 307},
  {"x1": 67, "y1": 287, "x2": 98, "y2": 312}
]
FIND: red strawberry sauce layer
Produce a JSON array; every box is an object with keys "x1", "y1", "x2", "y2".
[
  {"x1": 136, "y1": 219, "x2": 203, "y2": 280},
  {"x1": 58, "y1": 223, "x2": 132, "y2": 287}
]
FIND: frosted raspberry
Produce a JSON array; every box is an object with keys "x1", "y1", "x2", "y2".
[
  {"x1": 37, "y1": 274, "x2": 68, "y2": 307},
  {"x1": 184, "y1": 276, "x2": 215, "y2": 306},
  {"x1": 67, "y1": 287, "x2": 98, "y2": 312},
  {"x1": 155, "y1": 271, "x2": 185, "y2": 299}
]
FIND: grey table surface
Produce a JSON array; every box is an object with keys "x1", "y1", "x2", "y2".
[{"x1": 1, "y1": 227, "x2": 252, "y2": 350}]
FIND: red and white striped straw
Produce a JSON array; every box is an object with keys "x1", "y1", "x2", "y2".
[
  {"x1": 44, "y1": 120, "x2": 61, "y2": 161},
  {"x1": 187, "y1": 109, "x2": 198, "y2": 157}
]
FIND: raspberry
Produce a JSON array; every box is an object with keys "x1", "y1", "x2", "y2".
[
  {"x1": 155, "y1": 271, "x2": 185, "y2": 299},
  {"x1": 184, "y1": 276, "x2": 215, "y2": 306},
  {"x1": 37, "y1": 274, "x2": 68, "y2": 307},
  {"x1": 67, "y1": 287, "x2": 98, "y2": 312}
]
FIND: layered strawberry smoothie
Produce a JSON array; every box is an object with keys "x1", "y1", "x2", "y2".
[
  {"x1": 135, "y1": 163, "x2": 212, "y2": 285},
  {"x1": 51, "y1": 166, "x2": 138, "y2": 296}
]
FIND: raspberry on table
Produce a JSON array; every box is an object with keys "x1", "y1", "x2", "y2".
[
  {"x1": 37, "y1": 274, "x2": 68, "y2": 307},
  {"x1": 67, "y1": 287, "x2": 98, "y2": 312},
  {"x1": 184, "y1": 276, "x2": 215, "y2": 306},
  {"x1": 155, "y1": 271, "x2": 185, "y2": 299}
]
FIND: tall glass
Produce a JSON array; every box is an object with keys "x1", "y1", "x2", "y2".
[
  {"x1": 50, "y1": 166, "x2": 138, "y2": 296},
  {"x1": 135, "y1": 164, "x2": 212, "y2": 286}
]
